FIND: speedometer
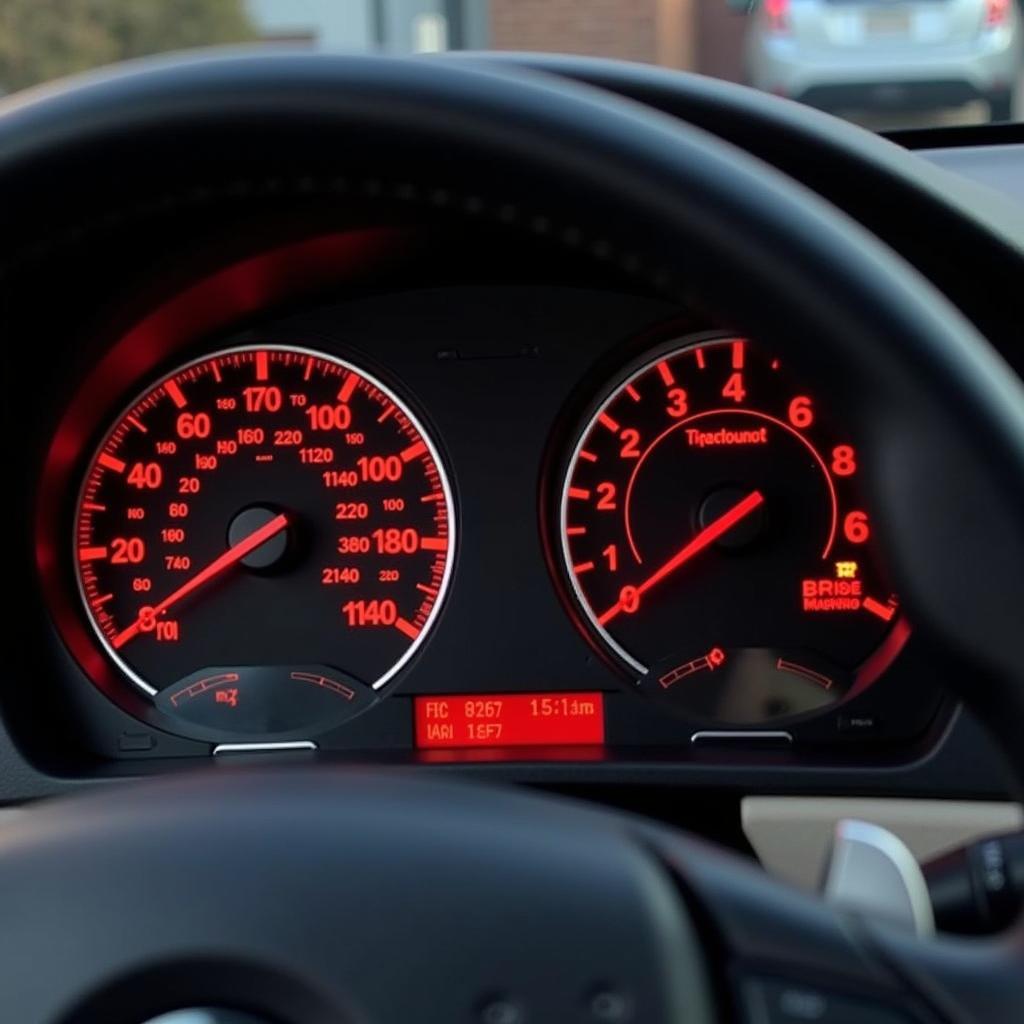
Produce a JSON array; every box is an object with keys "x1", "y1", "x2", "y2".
[
  {"x1": 558, "y1": 333, "x2": 907, "y2": 726},
  {"x1": 74, "y1": 344, "x2": 455, "y2": 740}
]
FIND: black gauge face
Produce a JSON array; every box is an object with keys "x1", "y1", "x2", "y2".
[
  {"x1": 559, "y1": 334, "x2": 907, "y2": 725},
  {"x1": 74, "y1": 345, "x2": 455, "y2": 739}
]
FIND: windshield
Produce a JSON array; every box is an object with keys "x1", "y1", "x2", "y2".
[{"x1": 1, "y1": 0, "x2": 1020, "y2": 130}]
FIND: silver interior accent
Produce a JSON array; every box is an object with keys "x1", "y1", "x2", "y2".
[
  {"x1": 821, "y1": 819, "x2": 935, "y2": 936},
  {"x1": 690, "y1": 730, "x2": 793, "y2": 744},
  {"x1": 212, "y1": 741, "x2": 317, "y2": 755}
]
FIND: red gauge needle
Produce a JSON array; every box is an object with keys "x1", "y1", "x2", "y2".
[
  {"x1": 112, "y1": 512, "x2": 289, "y2": 650},
  {"x1": 597, "y1": 490, "x2": 764, "y2": 627}
]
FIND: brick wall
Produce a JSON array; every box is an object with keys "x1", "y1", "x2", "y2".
[
  {"x1": 490, "y1": 0, "x2": 659, "y2": 65},
  {"x1": 488, "y1": 0, "x2": 746, "y2": 80},
  {"x1": 695, "y1": 2, "x2": 748, "y2": 82}
]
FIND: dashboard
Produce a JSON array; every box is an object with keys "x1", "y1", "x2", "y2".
[
  {"x1": 2, "y1": 225, "x2": 967, "y2": 784},
  {"x1": 3, "y1": 55, "x2": 1024, "y2": 826},
  {"x1": 38, "y1": 246, "x2": 936, "y2": 762}
]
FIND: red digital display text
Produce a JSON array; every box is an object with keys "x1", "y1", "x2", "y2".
[{"x1": 415, "y1": 692, "x2": 605, "y2": 749}]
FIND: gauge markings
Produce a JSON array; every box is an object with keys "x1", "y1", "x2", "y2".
[
  {"x1": 559, "y1": 334, "x2": 906, "y2": 724},
  {"x1": 74, "y1": 345, "x2": 456, "y2": 708},
  {"x1": 395, "y1": 617, "x2": 421, "y2": 640},
  {"x1": 337, "y1": 373, "x2": 359, "y2": 403},
  {"x1": 863, "y1": 596, "x2": 896, "y2": 622},
  {"x1": 164, "y1": 379, "x2": 188, "y2": 409},
  {"x1": 401, "y1": 440, "x2": 427, "y2": 462},
  {"x1": 97, "y1": 453, "x2": 126, "y2": 473}
]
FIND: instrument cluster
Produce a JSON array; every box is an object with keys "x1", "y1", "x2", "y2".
[{"x1": 27, "y1": 230, "x2": 950, "y2": 765}]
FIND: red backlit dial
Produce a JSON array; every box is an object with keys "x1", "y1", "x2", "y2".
[
  {"x1": 559, "y1": 334, "x2": 907, "y2": 725},
  {"x1": 74, "y1": 345, "x2": 455, "y2": 739}
]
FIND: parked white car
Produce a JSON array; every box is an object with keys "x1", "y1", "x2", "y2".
[{"x1": 745, "y1": 0, "x2": 1023, "y2": 121}]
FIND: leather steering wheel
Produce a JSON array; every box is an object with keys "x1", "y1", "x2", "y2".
[{"x1": 1, "y1": 52, "x2": 1023, "y2": 1023}]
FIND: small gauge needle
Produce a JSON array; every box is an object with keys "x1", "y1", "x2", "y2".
[
  {"x1": 597, "y1": 490, "x2": 764, "y2": 626},
  {"x1": 112, "y1": 512, "x2": 289, "y2": 650}
]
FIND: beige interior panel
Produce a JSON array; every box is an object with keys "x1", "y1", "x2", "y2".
[{"x1": 742, "y1": 796, "x2": 1023, "y2": 891}]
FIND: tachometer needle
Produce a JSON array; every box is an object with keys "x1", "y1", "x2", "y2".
[
  {"x1": 112, "y1": 512, "x2": 289, "y2": 649},
  {"x1": 597, "y1": 490, "x2": 764, "y2": 627}
]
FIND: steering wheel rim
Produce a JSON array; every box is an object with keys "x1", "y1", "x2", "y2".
[{"x1": 2, "y1": 51, "x2": 1024, "y2": 1023}]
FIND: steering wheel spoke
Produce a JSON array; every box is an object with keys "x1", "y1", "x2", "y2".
[{"x1": 0, "y1": 772, "x2": 714, "y2": 1023}]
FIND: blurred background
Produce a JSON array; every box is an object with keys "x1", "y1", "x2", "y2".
[{"x1": 0, "y1": 0, "x2": 1021, "y2": 129}]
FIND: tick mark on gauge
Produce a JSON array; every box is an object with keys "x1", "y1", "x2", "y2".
[
  {"x1": 98, "y1": 453, "x2": 126, "y2": 473},
  {"x1": 598, "y1": 412, "x2": 620, "y2": 432},
  {"x1": 401, "y1": 440, "x2": 427, "y2": 462},
  {"x1": 78, "y1": 546, "x2": 108, "y2": 562},
  {"x1": 164, "y1": 379, "x2": 187, "y2": 409},
  {"x1": 255, "y1": 350, "x2": 269, "y2": 381},
  {"x1": 395, "y1": 617, "x2": 420, "y2": 640},
  {"x1": 863, "y1": 596, "x2": 896, "y2": 622},
  {"x1": 337, "y1": 373, "x2": 358, "y2": 403},
  {"x1": 657, "y1": 360, "x2": 675, "y2": 386}
]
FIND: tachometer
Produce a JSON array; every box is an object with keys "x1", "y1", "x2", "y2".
[
  {"x1": 558, "y1": 333, "x2": 907, "y2": 725},
  {"x1": 74, "y1": 345, "x2": 455, "y2": 740}
]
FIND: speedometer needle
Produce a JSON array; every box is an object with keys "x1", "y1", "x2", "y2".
[
  {"x1": 112, "y1": 512, "x2": 289, "y2": 650},
  {"x1": 597, "y1": 490, "x2": 764, "y2": 627}
]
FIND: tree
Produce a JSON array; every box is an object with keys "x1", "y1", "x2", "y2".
[{"x1": 0, "y1": 0, "x2": 257, "y2": 94}]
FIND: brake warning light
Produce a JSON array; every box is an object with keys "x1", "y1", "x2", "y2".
[{"x1": 802, "y1": 577, "x2": 862, "y2": 612}]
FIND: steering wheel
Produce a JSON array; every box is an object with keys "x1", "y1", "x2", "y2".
[{"x1": 2, "y1": 52, "x2": 1023, "y2": 1023}]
